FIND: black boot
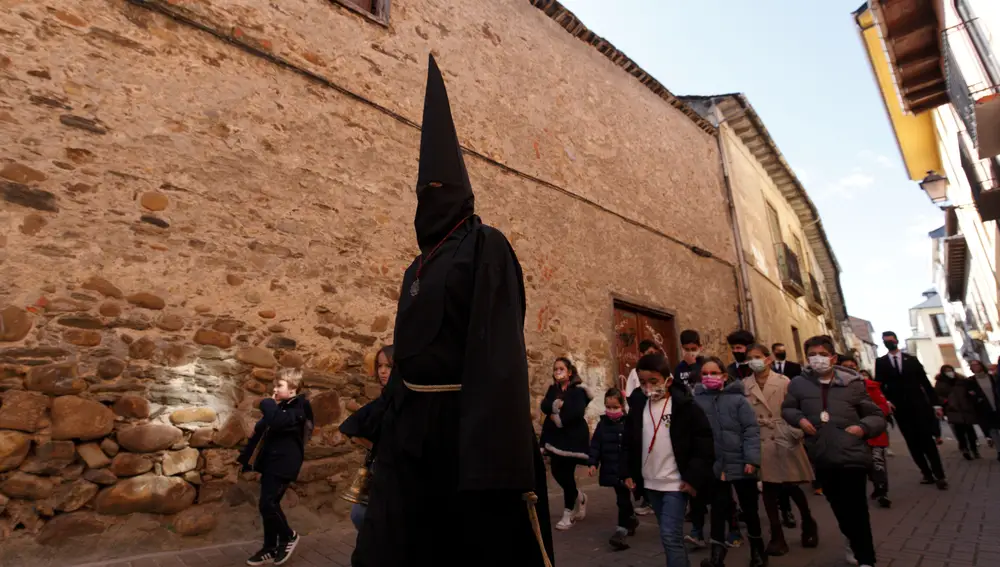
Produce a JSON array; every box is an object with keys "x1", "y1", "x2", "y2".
[
  {"x1": 749, "y1": 537, "x2": 768, "y2": 567},
  {"x1": 700, "y1": 543, "x2": 727, "y2": 567},
  {"x1": 801, "y1": 516, "x2": 819, "y2": 548}
]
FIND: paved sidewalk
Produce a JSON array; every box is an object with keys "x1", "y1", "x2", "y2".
[{"x1": 64, "y1": 426, "x2": 1000, "y2": 567}]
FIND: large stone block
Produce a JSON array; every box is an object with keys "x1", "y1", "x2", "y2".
[
  {"x1": 117, "y1": 423, "x2": 184, "y2": 453},
  {"x1": 94, "y1": 474, "x2": 196, "y2": 515},
  {"x1": 51, "y1": 396, "x2": 114, "y2": 441},
  {"x1": 0, "y1": 389, "x2": 50, "y2": 432},
  {"x1": 0, "y1": 430, "x2": 31, "y2": 472}
]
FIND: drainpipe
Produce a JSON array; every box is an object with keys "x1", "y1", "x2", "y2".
[{"x1": 714, "y1": 111, "x2": 757, "y2": 336}]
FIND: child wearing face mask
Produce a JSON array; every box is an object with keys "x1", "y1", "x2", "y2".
[
  {"x1": 339, "y1": 345, "x2": 395, "y2": 531},
  {"x1": 693, "y1": 357, "x2": 765, "y2": 567},
  {"x1": 622, "y1": 353, "x2": 715, "y2": 567},
  {"x1": 676, "y1": 329, "x2": 704, "y2": 389},
  {"x1": 782, "y1": 335, "x2": 886, "y2": 567},
  {"x1": 588, "y1": 388, "x2": 638, "y2": 551},
  {"x1": 541, "y1": 357, "x2": 594, "y2": 531},
  {"x1": 726, "y1": 330, "x2": 756, "y2": 380}
]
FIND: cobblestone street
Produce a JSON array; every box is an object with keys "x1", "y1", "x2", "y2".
[{"x1": 59, "y1": 427, "x2": 1000, "y2": 567}]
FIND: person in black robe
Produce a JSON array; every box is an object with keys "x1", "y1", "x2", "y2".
[{"x1": 351, "y1": 54, "x2": 554, "y2": 567}]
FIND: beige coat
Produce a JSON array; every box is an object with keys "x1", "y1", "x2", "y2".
[{"x1": 743, "y1": 373, "x2": 814, "y2": 483}]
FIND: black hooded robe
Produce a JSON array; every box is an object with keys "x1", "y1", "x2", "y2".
[{"x1": 351, "y1": 55, "x2": 553, "y2": 567}]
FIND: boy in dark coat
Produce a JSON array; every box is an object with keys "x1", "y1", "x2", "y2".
[
  {"x1": 239, "y1": 369, "x2": 314, "y2": 566},
  {"x1": 588, "y1": 387, "x2": 637, "y2": 550},
  {"x1": 783, "y1": 335, "x2": 886, "y2": 567}
]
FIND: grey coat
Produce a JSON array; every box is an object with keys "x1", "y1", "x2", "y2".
[
  {"x1": 782, "y1": 366, "x2": 887, "y2": 470},
  {"x1": 693, "y1": 379, "x2": 761, "y2": 481}
]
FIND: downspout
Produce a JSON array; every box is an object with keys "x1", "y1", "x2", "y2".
[{"x1": 714, "y1": 112, "x2": 756, "y2": 336}]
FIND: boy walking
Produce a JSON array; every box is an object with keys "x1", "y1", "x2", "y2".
[
  {"x1": 782, "y1": 336, "x2": 886, "y2": 567},
  {"x1": 239, "y1": 369, "x2": 314, "y2": 566}
]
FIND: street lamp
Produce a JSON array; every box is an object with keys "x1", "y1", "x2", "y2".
[{"x1": 919, "y1": 171, "x2": 949, "y2": 204}]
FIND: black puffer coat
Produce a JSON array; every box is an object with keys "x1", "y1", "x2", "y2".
[
  {"x1": 540, "y1": 382, "x2": 593, "y2": 464},
  {"x1": 588, "y1": 414, "x2": 626, "y2": 487}
]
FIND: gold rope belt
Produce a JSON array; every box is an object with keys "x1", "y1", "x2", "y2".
[
  {"x1": 403, "y1": 381, "x2": 462, "y2": 392},
  {"x1": 523, "y1": 492, "x2": 554, "y2": 567}
]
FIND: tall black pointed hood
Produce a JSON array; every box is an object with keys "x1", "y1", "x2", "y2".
[{"x1": 414, "y1": 54, "x2": 475, "y2": 251}]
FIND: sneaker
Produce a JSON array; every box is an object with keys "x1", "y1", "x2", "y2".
[
  {"x1": 246, "y1": 548, "x2": 276, "y2": 566},
  {"x1": 936, "y1": 479, "x2": 949, "y2": 490},
  {"x1": 877, "y1": 495, "x2": 892, "y2": 508},
  {"x1": 571, "y1": 492, "x2": 587, "y2": 521},
  {"x1": 886, "y1": 448, "x2": 895, "y2": 456},
  {"x1": 972, "y1": 450, "x2": 981, "y2": 459},
  {"x1": 274, "y1": 532, "x2": 299, "y2": 566},
  {"x1": 846, "y1": 548, "x2": 859, "y2": 565},
  {"x1": 555, "y1": 509, "x2": 574, "y2": 531},
  {"x1": 685, "y1": 527, "x2": 707, "y2": 548},
  {"x1": 920, "y1": 476, "x2": 937, "y2": 485},
  {"x1": 634, "y1": 502, "x2": 654, "y2": 516},
  {"x1": 963, "y1": 451, "x2": 973, "y2": 460},
  {"x1": 725, "y1": 531, "x2": 743, "y2": 548},
  {"x1": 609, "y1": 530, "x2": 630, "y2": 551}
]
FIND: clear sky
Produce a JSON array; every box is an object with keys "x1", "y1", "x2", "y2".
[{"x1": 559, "y1": 0, "x2": 944, "y2": 352}]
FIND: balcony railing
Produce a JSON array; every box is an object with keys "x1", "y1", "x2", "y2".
[
  {"x1": 776, "y1": 243, "x2": 804, "y2": 298},
  {"x1": 808, "y1": 274, "x2": 825, "y2": 315},
  {"x1": 959, "y1": 130, "x2": 1000, "y2": 222},
  {"x1": 944, "y1": 23, "x2": 1000, "y2": 158}
]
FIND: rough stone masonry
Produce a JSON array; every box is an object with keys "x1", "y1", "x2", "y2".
[{"x1": 0, "y1": 0, "x2": 741, "y2": 561}]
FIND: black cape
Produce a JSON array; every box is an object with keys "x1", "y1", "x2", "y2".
[{"x1": 352, "y1": 222, "x2": 553, "y2": 566}]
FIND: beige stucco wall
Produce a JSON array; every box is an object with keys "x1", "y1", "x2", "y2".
[
  {"x1": 719, "y1": 122, "x2": 830, "y2": 357},
  {"x1": 0, "y1": 0, "x2": 740, "y2": 557}
]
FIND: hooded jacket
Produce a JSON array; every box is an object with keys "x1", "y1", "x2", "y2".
[
  {"x1": 693, "y1": 378, "x2": 760, "y2": 481},
  {"x1": 540, "y1": 382, "x2": 594, "y2": 462},
  {"x1": 782, "y1": 366, "x2": 886, "y2": 469}
]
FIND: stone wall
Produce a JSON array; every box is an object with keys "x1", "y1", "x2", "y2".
[{"x1": 0, "y1": 0, "x2": 740, "y2": 559}]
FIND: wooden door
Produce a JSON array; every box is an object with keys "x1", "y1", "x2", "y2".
[{"x1": 614, "y1": 304, "x2": 678, "y2": 390}]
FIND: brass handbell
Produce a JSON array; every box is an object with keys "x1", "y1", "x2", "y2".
[{"x1": 341, "y1": 450, "x2": 374, "y2": 506}]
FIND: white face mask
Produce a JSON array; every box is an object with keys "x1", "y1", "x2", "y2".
[
  {"x1": 747, "y1": 359, "x2": 768, "y2": 374},
  {"x1": 809, "y1": 355, "x2": 832, "y2": 374},
  {"x1": 945, "y1": 371, "x2": 955, "y2": 378}
]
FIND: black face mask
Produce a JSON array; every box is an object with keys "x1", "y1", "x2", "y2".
[
  {"x1": 884, "y1": 341, "x2": 898, "y2": 351},
  {"x1": 775, "y1": 352, "x2": 787, "y2": 361},
  {"x1": 733, "y1": 351, "x2": 747, "y2": 363}
]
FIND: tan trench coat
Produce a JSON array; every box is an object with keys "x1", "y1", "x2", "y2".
[{"x1": 742, "y1": 373, "x2": 814, "y2": 484}]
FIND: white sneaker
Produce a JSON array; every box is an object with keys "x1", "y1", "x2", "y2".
[
  {"x1": 846, "y1": 549, "x2": 858, "y2": 565},
  {"x1": 572, "y1": 491, "x2": 587, "y2": 521},
  {"x1": 555, "y1": 509, "x2": 574, "y2": 530}
]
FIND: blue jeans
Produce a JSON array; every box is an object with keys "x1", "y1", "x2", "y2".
[
  {"x1": 647, "y1": 490, "x2": 690, "y2": 567},
  {"x1": 350, "y1": 503, "x2": 366, "y2": 532}
]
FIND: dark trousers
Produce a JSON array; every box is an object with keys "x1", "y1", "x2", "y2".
[
  {"x1": 613, "y1": 484, "x2": 636, "y2": 529},
  {"x1": 259, "y1": 473, "x2": 293, "y2": 549},
  {"x1": 777, "y1": 486, "x2": 791, "y2": 515},
  {"x1": 868, "y1": 447, "x2": 889, "y2": 495},
  {"x1": 549, "y1": 456, "x2": 579, "y2": 510},
  {"x1": 897, "y1": 413, "x2": 945, "y2": 480},
  {"x1": 762, "y1": 483, "x2": 812, "y2": 540},
  {"x1": 708, "y1": 479, "x2": 761, "y2": 544},
  {"x1": 817, "y1": 468, "x2": 875, "y2": 565},
  {"x1": 953, "y1": 423, "x2": 979, "y2": 453}
]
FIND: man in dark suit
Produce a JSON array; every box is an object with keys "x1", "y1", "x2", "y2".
[
  {"x1": 874, "y1": 331, "x2": 947, "y2": 489},
  {"x1": 771, "y1": 343, "x2": 802, "y2": 378}
]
